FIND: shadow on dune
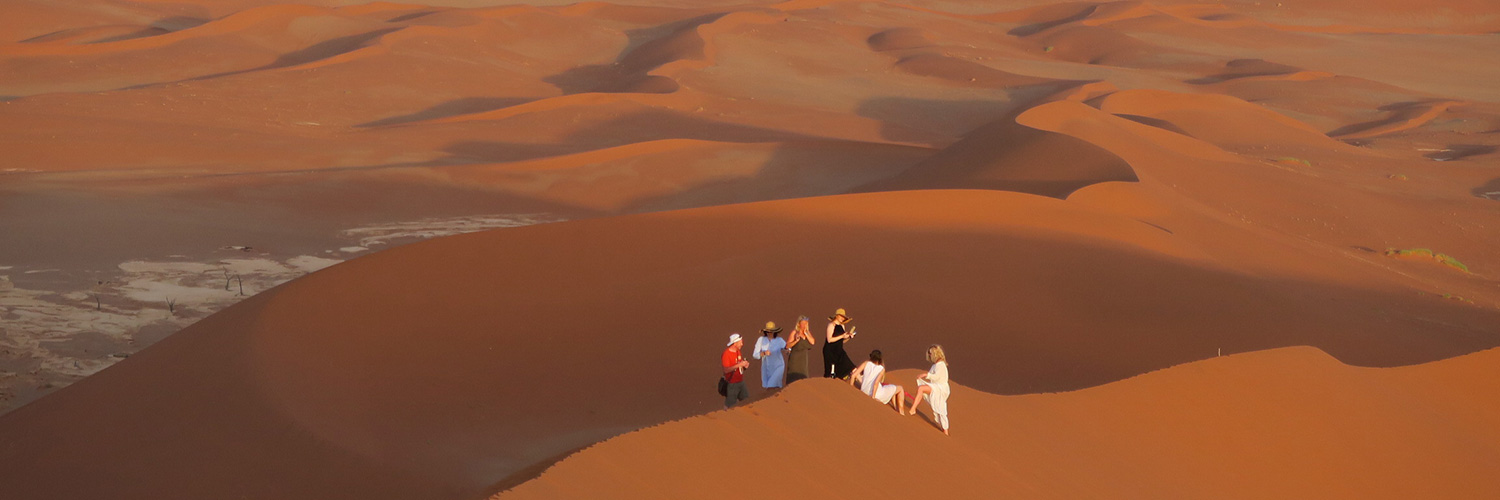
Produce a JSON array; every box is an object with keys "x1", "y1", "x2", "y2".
[
  {"x1": 866, "y1": 27, "x2": 935, "y2": 51},
  {"x1": 1008, "y1": 4, "x2": 1099, "y2": 37},
  {"x1": 856, "y1": 97, "x2": 1025, "y2": 144},
  {"x1": 358, "y1": 97, "x2": 535, "y2": 128},
  {"x1": 1474, "y1": 177, "x2": 1500, "y2": 200},
  {"x1": 854, "y1": 100, "x2": 1139, "y2": 198},
  {"x1": 439, "y1": 141, "x2": 589, "y2": 164},
  {"x1": 617, "y1": 141, "x2": 932, "y2": 213},
  {"x1": 1326, "y1": 99, "x2": 1453, "y2": 138},
  {"x1": 387, "y1": 10, "x2": 442, "y2": 23},
  {"x1": 560, "y1": 108, "x2": 829, "y2": 145},
  {"x1": 478, "y1": 444, "x2": 592, "y2": 496},
  {"x1": 856, "y1": 81, "x2": 1090, "y2": 145},
  {"x1": 1185, "y1": 58, "x2": 1302, "y2": 84},
  {"x1": 262, "y1": 28, "x2": 402, "y2": 70},
  {"x1": 1114, "y1": 113, "x2": 1194, "y2": 136},
  {"x1": 1429, "y1": 144, "x2": 1497, "y2": 162},
  {"x1": 421, "y1": 109, "x2": 834, "y2": 165},
  {"x1": 19, "y1": 16, "x2": 206, "y2": 44},
  {"x1": 544, "y1": 13, "x2": 725, "y2": 94},
  {"x1": 158, "y1": 28, "x2": 403, "y2": 86},
  {"x1": 90, "y1": 16, "x2": 209, "y2": 44}
]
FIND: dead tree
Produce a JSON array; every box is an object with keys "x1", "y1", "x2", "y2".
[{"x1": 90, "y1": 280, "x2": 112, "y2": 311}]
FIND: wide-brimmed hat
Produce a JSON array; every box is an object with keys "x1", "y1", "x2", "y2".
[
  {"x1": 828, "y1": 307, "x2": 852, "y2": 322},
  {"x1": 727, "y1": 333, "x2": 743, "y2": 346},
  {"x1": 762, "y1": 321, "x2": 782, "y2": 334}
]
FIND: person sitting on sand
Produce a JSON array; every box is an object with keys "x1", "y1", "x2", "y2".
[
  {"x1": 722, "y1": 333, "x2": 750, "y2": 408},
  {"x1": 756, "y1": 321, "x2": 787, "y2": 390},
  {"x1": 822, "y1": 308, "x2": 857, "y2": 379},
  {"x1": 906, "y1": 344, "x2": 950, "y2": 435},
  {"x1": 784, "y1": 316, "x2": 815, "y2": 384},
  {"x1": 849, "y1": 349, "x2": 906, "y2": 414}
]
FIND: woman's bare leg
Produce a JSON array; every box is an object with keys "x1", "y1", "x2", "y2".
[
  {"x1": 908, "y1": 385, "x2": 931, "y2": 416},
  {"x1": 894, "y1": 388, "x2": 907, "y2": 414}
]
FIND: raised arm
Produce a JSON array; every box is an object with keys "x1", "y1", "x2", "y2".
[{"x1": 849, "y1": 361, "x2": 867, "y2": 386}]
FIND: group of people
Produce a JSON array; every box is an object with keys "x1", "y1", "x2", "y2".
[{"x1": 720, "y1": 308, "x2": 951, "y2": 435}]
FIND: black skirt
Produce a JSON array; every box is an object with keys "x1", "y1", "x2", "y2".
[{"x1": 822, "y1": 339, "x2": 855, "y2": 379}]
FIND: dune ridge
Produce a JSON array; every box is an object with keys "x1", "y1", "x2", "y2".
[
  {"x1": 1330, "y1": 100, "x2": 1466, "y2": 140},
  {"x1": 2, "y1": 0, "x2": 1500, "y2": 498},
  {"x1": 497, "y1": 345, "x2": 1500, "y2": 499},
  {"x1": 3, "y1": 189, "x2": 1498, "y2": 500}
]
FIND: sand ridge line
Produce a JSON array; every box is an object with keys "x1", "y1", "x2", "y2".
[{"x1": 496, "y1": 345, "x2": 1500, "y2": 499}]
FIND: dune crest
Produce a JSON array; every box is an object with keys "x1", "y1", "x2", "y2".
[
  {"x1": 1329, "y1": 100, "x2": 1465, "y2": 139},
  {"x1": 497, "y1": 346, "x2": 1500, "y2": 499},
  {"x1": 4, "y1": 189, "x2": 1498, "y2": 499},
  {"x1": 2, "y1": 0, "x2": 1500, "y2": 499},
  {"x1": 853, "y1": 106, "x2": 1140, "y2": 198},
  {"x1": 1093, "y1": 88, "x2": 1360, "y2": 151}
]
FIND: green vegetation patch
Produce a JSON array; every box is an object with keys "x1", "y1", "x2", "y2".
[
  {"x1": 1274, "y1": 157, "x2": 1312, "y2": 168},
  {"x1": 1384, "y1": 248, "x2": 1470, "y2": 273}
]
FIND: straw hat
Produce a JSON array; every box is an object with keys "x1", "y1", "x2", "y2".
[
  {"x1": 762, "y1": 321, "x2": 783, "y2": 334},
  {"x1": 828, "y1": 307, "x2": 852, "y2": 322},
  {"x1": 727, "y1": 333, "x2": 743, "y2": 346}
]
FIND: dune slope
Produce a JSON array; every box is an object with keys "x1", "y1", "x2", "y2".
[
  {"x1": 2, "y1": 0, "x2": 1499, "y2": 498},
  {"x1": 1, "y1": 190, "x2": 1497, "y2": 500},
  {"x1": 500, "y1": 346, "x2": 1500, "y2": 499}
]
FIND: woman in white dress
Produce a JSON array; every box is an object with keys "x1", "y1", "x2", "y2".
[
  {"x1": 906, "y1": 344, "x2": 949, "y2": 435},
  {"x1": 849, "y1": 350, "x2": 905, "y2": 414}
]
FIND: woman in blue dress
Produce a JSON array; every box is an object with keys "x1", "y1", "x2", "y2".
[{"x1": 756, "y1": 321, "x2": 787, "y2": 389}]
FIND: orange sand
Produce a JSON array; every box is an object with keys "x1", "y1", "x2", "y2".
[
  {"x1": 1, "y1": 0, "x2": 1498, "y2": 499},
  {"x1": 500, "y1": 346, "x2": 1500, "y2": 499}
]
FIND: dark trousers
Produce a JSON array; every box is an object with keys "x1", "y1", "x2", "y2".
[{"x1": 724, "y1": 381, "x2": 748, "y2": 408}]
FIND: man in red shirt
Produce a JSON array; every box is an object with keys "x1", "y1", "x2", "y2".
[{"x1": 722, "y1": 333, "x2": 750, "y2": 408}]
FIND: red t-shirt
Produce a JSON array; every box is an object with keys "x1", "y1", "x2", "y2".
[{"x1": 721, "y1": 347, "x2": 744, "y2": 384}]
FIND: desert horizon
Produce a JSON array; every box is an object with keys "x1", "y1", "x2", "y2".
[{"x1": 1, "y1": 0, "x2": 1497, "y2": 498}]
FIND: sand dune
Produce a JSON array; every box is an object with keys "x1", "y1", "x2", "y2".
[
  {"x1": 855, "y1": 107, "x2": 1139, "y2": 198},
  {"x1": 1093, "y1": 88, "x2": 1362, "y2": 151},
  {"x1": 2, "y1": 0, "x2": 1499, "y2": 498},
  {"x1": 499, "y1": 346, "x2": 1500, "y2": 499},
  {"x1": 1330, "y1": 100, "x2": 1465, "y2": 140},
  {"x1": 3, "y1": 190, "x2": 1497, "y2": 500}
]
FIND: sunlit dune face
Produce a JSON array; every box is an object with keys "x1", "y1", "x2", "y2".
[{"x1": 1, "y1": 1, "x2": 1499, "y2": 500}]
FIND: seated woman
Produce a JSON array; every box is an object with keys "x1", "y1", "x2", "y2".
[
  {"x1": 906, "y1": 344, "x2": 950, "y2": 435},
  {"x1": 849, "y1": 349, "x2": 905, "y2": 414}
]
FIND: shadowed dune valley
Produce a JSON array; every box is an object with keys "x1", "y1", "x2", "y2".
[{"x1": 1, "y1": 0, "x2": 1498, "y2": 499}]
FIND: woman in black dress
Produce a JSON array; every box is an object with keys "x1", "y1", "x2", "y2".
[{"x1": 822, "y1": 308, "x2": 856, "y2": 379}]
